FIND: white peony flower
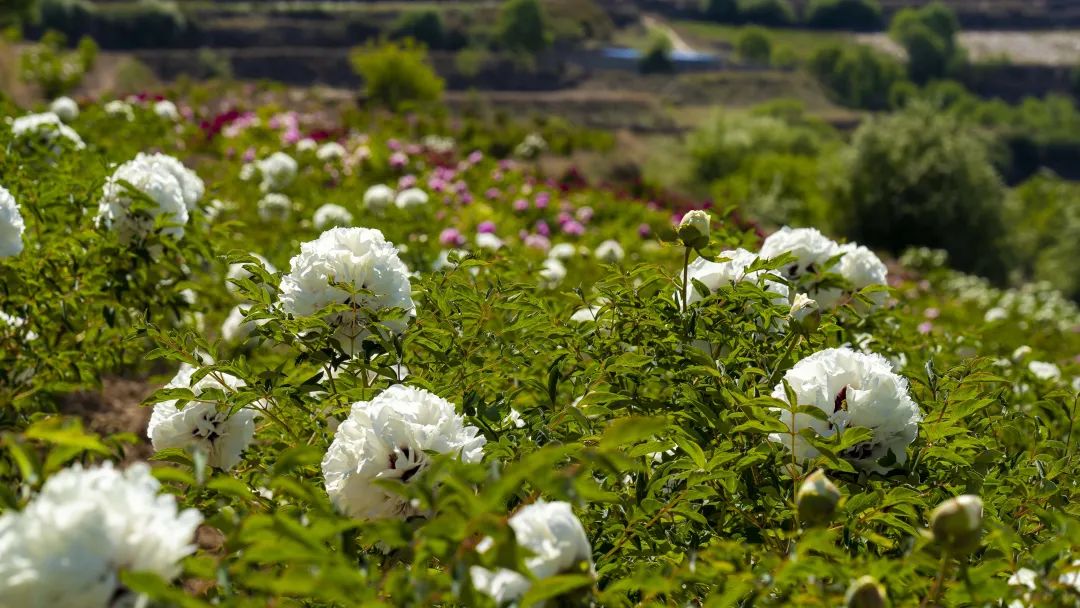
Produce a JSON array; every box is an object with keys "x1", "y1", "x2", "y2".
[
  {"x1": 984, "y1": 307, "x2": 1007, "y2": 322},
  {"x1": 475, "y1": 232, "x2": 504, "y2": 251},
  {"x1": 0, "y1": 185, "x2": 26, "y2": 258},
  {"x1": 316, "y1": 142, "x2": 346, "y2": 161},
  {"x1": 760, "y1": 226, "x2": 839, "y2": 281},
  {"x1": 1060, "y1": 561, "x2": 1080, "y2": 593},
  {"x1": 313, "y1": 203, "x2": 354, "y2": 230},
  {"x1": 829, "y1": 243, "x2": 888, "y2": 308},
  {"x1": 768, "y1": 347, "x2": 922, "y2": 473},
  {"x1": 134, "y1": 153, "x2": 204, "y2": 211},
  {"x1": 1028, "y1": 361, "x2": 1061, "y2": 381},
  {"x1": 11, "y1": 112, "x2": 85, "y2": 150},
  {"x1": 321, "y1": 384, "x2": 486, "y2": 520},
  {"x1": 147, "y1": 364, "x2": 260, "y2": 471},
  {"x1": 296, "y1": 138, "x2": 317, "y2": 152},
  {"x1": 363, "y1": 184, "x2": 395, "y2": 213},
  {"x1": 394, "y1": 187, "x2": 429, "y2": 209},
  {"x1": 256, "y1": 152, "x2": 298, "y2": 193},
  {"x1": 683, "y1": 248, "x2": 789, "y2": 307},
  {"x1": 226, "y1": 253, "x2": 276, "y2": 295},
  {"x1": 678, "y1": 210, "x2": 710, "y2": 249},
  {"x1": 104, "y1": 100, "x2": 134, "y2": 121},
  {"x1": 0, "y1": 462, "x2": 201, "y2": 607},
  {"x1": 96, "y1": 156, "x2": 189, "y2": 242},
  {"x1": 279, "y1": 227, "x2": 415, "y2": 353},
  {"x1": 257, "y1": 193, "x2": 292, "y2": 221},
  {"x1": 49, "y1": 96, "x2": 79, "y2": 122},
  {"x1": 539, "y1": 258, "x2": 566, "y2": 288},
  {"x1": 548, "y1": 243, "x2": 578, "y2": 260},
  {"x1": 220, "y1": 305, "x2": 261, "y2": 342},
  {"x1": 471, "y1": 501, "x2": 595, "y2": 605},
  {"x1": 153, "y1": 100, "x2": 179, "y2": 121},
  {"x1": 594, "y1": 239, "x2": 624, "y2": 263}
]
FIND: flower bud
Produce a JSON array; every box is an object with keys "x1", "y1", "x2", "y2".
[
  {"x1": 929, "y1": 494, "x2": 983, "y2": 555},
  {"x1": 678, "y1": 210, "x2": 710, "y2": 250},
  {"x1": 845, "y1": 576, "x2": 888, "y2": 608},
  {"x1": 789, "y1": 293, "x2": 821, "y2": 334},
  {"x1": 797, "y1": 469, "x2": 840, "y2": 526}
]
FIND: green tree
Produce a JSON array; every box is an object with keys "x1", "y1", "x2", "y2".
[
  {"x1": 638, "y1": 31, "x2": 673, "y2": 74},
  {"x1": 392, "y1": 10, "x2": 445, "y2": 49},
  {"x1": 498, "y1": 0, "x2": 548, "y2": 54},
  {"x1": 735, "y1": 27, "x2": 772, "y2": 64},
  {"x1": 350, "y1": 39, "x2": 445, "y2": 110},
  {"x1": 804, "y1": 0, "x2": 882, "y2": 31},
  {"x1": 737, "y1": 0, "x2": 795, "y2": 26},
  {"x1": 889, "y1": 2, "x2": 963, "y2": 84},
  {"x1": 808, "y1": 43, "x2": 904, "y2": 110},
  {"x1": 842, "y1": 103, "x2": 1007, "y2": 280},
  {"x1": 700, "y1": 0, "x2": 738, "y2": 22}
]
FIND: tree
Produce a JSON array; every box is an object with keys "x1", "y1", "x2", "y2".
[
  {"x1": 804, "y1": 0, "x2": 882, "y2": 31},
  {"x1": 737, "y1": 0, "x2": 795, "y2": 26},
  {"x1": 701, "y1": 0, "x2": 738, "y2": 22},
  {"x1": 842, "y1": 104, "x2": 1008, "y2": 280},
  {"x1": 350, "y1": 39, "x2": 445, "y2": 110},
  {"x1": 498, "y1": 0, "x2": 548, "y2": 54},
  {"x1": 638, "y1": 32, "x2": 673, "y2": 74},
  {"x1": 736, "y1": 27, "x2": 772, "y2": 64},
  {"x1": 808, "y1": 43, "x2": 904, "y2": 109},
  {"x1": 889, "y1": 2, "x2": 963, "y2": 84},
  {"x1": 392, "y1": 10, "x2": 445, "y2": 49}
]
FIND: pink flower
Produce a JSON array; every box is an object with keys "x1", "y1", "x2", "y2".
[
  {"x1": 556, "y1": 212, "x2": 573, "y2": 226},
  {"x1": 460, "y1": 192, "x2": 474, "y2": 205},
  {"x1": 536, "y1": 220, "x2": 551, "y2": 237},
  {"x1": 535, "y1": 192, "x2": 550, "y2": 209},
  {"x1": 399, "y1": 174, "x2": 417, "y2": 189},
  {"x1": 468, "y1": 150, "x2": 483, "y2": 165},
  {"x1": 477, "y1": 221, "x2": 496, "y2": 234},
  {"x1": 243, "y1": 147, "x2": 256, "y2": 162},
  {"x1": 513, "y1": 198, "x2": 529, "y2": 212},
  {"x1": 576, "y1": 207, "x2": 594, "y2": 223},
  {"x1": 638, "y1": 223, "x2": 651, "y2": 238},
  {"x1": 924, "y1": 308, "x2": 940, "y2": 320},
  {"x1": 918, "y1": 322, "x2": 933, "y2": 335},
  {"x1": 562, "y1": 221, "x2": 585, "y2": 236},
  {"x1": 524, "y1": 233, "x2": 551, "y2": 251},
  {"x1": 491, "y1": 170, "x2": 504, "y2": 182},
  {"x1": 390, "y1": 152, "x2": 408, "y2": 169},
  {"x1": 429, "y1": 177, "x2": 447, "y2": 192},
  {"x1": 440, "y1": 228, "x2": 466, "y2": 247},
  {"x1": 485, "y1": 187, "x2": 501, "y2": 200},
  {"x1": 388, "y1": 139, "x2": 402, "y2": 151}
]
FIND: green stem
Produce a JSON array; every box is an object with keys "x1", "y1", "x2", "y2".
[{"x1": 681, "y1": 246, "x2": 691, "y2": 313}]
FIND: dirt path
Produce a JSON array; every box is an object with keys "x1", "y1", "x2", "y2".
[{"x1": 641, "y1": 14, "x2": 696, "y2": 55}]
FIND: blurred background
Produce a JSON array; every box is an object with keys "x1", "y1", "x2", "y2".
[{"x1": 2, "y1": 0, "x2": 1079, "y2": 299}]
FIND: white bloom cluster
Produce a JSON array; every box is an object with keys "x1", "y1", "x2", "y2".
[
  {"x1": 220, "y1": 304, "x2": 267, "y2": 343},
  {"x1": 257, "y1": 193, "x2": 292, "y2": 221},
  {"x1": 471, "y1": 501, "x2": 595, "y2": 605},
  {"x1": 313, "y1": 203, "x2": 354, "y2": 229},
  {"x1": 256, "y1": 152, "x2": 298, "y2": 192},
  {"x1": 153, "y1": 100, "x2": 179, "y2": 121},
  {"x1": 1028, "y1": 360, "x2": 1061, "y2": 381},
  {"x1": 11, "y1": 112, "x2": 85, "y2": 150},
  {"x1": 539, "y1": 258, "x2": 567, "y2": 288},
  {"x1": 0, "y1": 462, "x2": 201, "y2": 607},
  {"x1": 395, "y1": 187, "x2": 429, "y2": 209},
  {"x1": 684, "y1": 248, "x2": 789, "y2": 307},
  {"x1": 475, "y1": 232, "x2": 504, "y2": 251},
  {"x1": 147, "y1": 364, "x2": 260, "y2": 471},
  {"x1": 104, "y1": 100, "x2": 135, "y2": 121},
  {"x1": 0, "y1": 185, "x2": 26, "y2": 258},
  {"x1": 49, "y1": 96, "x2": 79, "y2": 122},
  {"x1": 134, "y1": 152, "x2": 204, "y2": 211},
  {"x1": 760, "y1": 227, "x2": 888, "y2": 309},
  {"x1": 594, "y1": 239, "x2": 625, "y2": 263},
  {"x1": 279, "y1": 227, "x2": 415, "y2": 352},
  {"x1": 363, "y1": 184, "x2": 395, "y2": 213},
  {"x1": 514, "y1": 133, "x2": 547, "y2": 160},
  {"x1": 768, "y1": 347, "x2": 922, "y2": 473},
  {"x1": 316, "y1": 142, "x2": 346, "y2": 161},
  {"x1": 321, "y1": 385, "x2": 486, "y2": 519},
  {"x1": 96, "y1": 155, "x2": 190, "y2": 242}
]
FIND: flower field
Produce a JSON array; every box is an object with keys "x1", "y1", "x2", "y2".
[{"x1": 1, "y1": 87, "x2": 1080, "y2": 607}]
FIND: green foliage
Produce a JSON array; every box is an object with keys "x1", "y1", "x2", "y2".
[
  {"x1": 735, "y1": 26, "x2": 772, "y2": 64},
  {"x1": 391, "y1": 10, "x2": 445, "y2": 50},
  {"x1": 842, "y1": 103, "x2": 1008, "y2": 280},
  {"x1": 498, "y1": 0, "x2": 549, "y2": 54},
  {"x1": 18, "y1": 29, "x2": 97, "y2": 98},
  {"x1": 736, "y1": 0, "x2": 795, "y2": 26},
  {"x1": 638, "y1": 31, "x2": 674, "y2": 74},
  {"x1": 808, "y1": 43, "x2": 905, "y2": 110},
  {"x1": 701, "y1": 0, "x2": 738, "y2": 22},
  {"x1": 804, "y1": 0, "x2": 882, "y2": 31},
  {"x1": 350, "y1": 39, "x2": 445, "y2": 111},
  {"x1": 1002, "y1": 173, "x2": 1080, "y2": 299},
  {"x1": 0, "y1": 0, "x2": 36, "y2": 25},
  {"x1": 889, "y1": 2, "x2": 964, "y2": 84}
]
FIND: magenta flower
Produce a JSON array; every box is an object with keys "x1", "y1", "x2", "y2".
[
  {"x1": 918, "y1": 322, "x2": 933, "y2": 335},
  {"x1": 513, "y1": 198, "x2": 529, "y2": 212},
  {"x1": 242, "y1": 147, "x2": 256, "y2": 162},
  {"x1": 440, "y1": 228, "x2": 466, "y2": 247},
  {"x1": 536, "y1": 221, "x2": 551, "y2": 237},
  {"x1": 390, "y1": 152, "x2": 408, "y2": 169},
  {"x1": 524, "y1": 233, "x2": 551, "y2": 251},
  {"x1": 477, "y1": 221, "x2": 496, "y2": 234},
  {"x1": 388, "y1": 139, "x2": 402, "y2": 151},
  {"x1": 468, "y1": 150, "x2": 483, "y2": 165},
  {"x1": 556, "y1": 211, "x2": 573, "y2": 226},
  {"x1": 399, "y1": 175, "x2": 417, "y2": 189},
  {"x1": 562, "y1": 221, "x2": 585, "y2": 236},
  {"x1": 535, "y1": 192, "x2": 550, "y2": 209},
  {"x1": 638, "y1": 223, "x2": 652, "y2": 238},
  {"x1": 485, "y1": 187, "x2": 501, "y2": 200}
]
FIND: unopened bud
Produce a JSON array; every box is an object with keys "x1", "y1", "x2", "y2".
[
  {"x1": 678, "y1": 210, "x2": 711, "y2": 250},
  {"x1": 929, "y1": 494, "x2": 983, "y2": 556},
  {"x1": 797, "y1": 469, "x2": 840, "y2": 526},
  {"x1": 845, "y1": 576, "x2": 887, "y2": 608},
  {"x1": 789, "y1": 293, "x2": 821, "y2": 334}
]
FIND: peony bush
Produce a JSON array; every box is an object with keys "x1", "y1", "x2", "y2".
[{"x1": 0, "y1": 88, "x2": 1078, "y2": 608}]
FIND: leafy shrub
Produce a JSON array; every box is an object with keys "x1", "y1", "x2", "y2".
[
  {"x1": 498, "y1": 0, "x2": 549, "y2": 54},
  {"x1": 18, "y1": 29, "x2": 96, "y2": 98},
  {"x1": 391, "y1": 10, "x2": 445, "y2": 50},
  {"x1": 689, "y1": 107, "x2": 832, "y2": 182},
  {"x1": 1003, "y1": 173, "x2": 1080, "y2": 299},
  {"x1": 804, "y1": 0, "x2": 882, "y2": 31},
  {"x1": 842, "y1": 103, "x2": 1008, "y2": 280},
  {"x1": 638, "y1": 31, "x2": 674, "y2": 74},
  {"x1": 37, "y1": 0, "x2": 95, "y2": 34},
  {"x1": 808, "y1": 43, "x2": 905, "y2": 110},
  {"x1": 350, "y1": 39, "x2": 445, "y2": 110},
  {"x1": 701, "y1": 0, "x2": 738, "y2": 22},
  {"x1": 735, "y1": 26, "x2": 772, "y2": 64},
  {"x1": 736, "y1": 0, "x2": 795, "y2": 26},
  {"x1": 889, "y1": 2, "x2": 964, "y2": 84}
]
